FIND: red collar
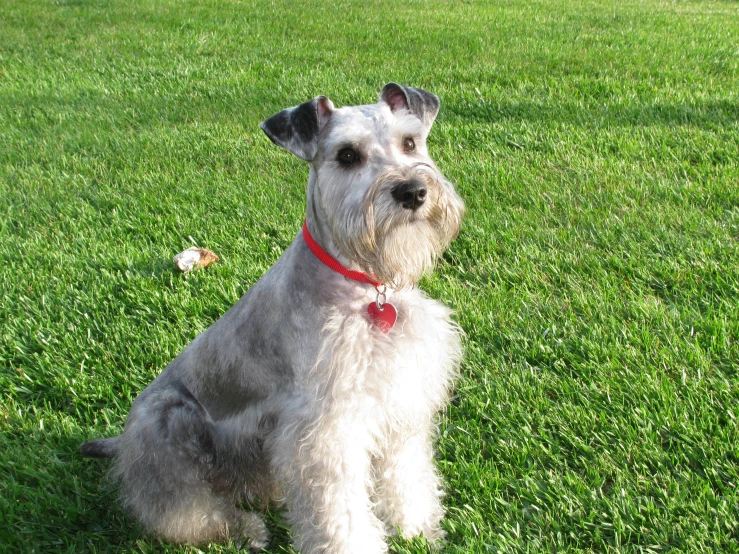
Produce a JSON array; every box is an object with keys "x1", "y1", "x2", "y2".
[{"x1": 302, "y1": 222, "x2": 382, "y2": 287}]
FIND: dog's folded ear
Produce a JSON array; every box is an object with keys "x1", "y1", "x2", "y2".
[
  {"x1": 380, "y1": 83, "x2": 440, "y2": 136},
  {"x1": 260, "y1": 96, "x2": 334, "y2": 161}
]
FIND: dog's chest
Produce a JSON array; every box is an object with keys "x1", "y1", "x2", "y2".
[
  {"x1": 361, "y1": 294, "x2": 460, "y2": 420},
  {"x1": 301, "y1": 288, "x2": 461, "y2": 429}
]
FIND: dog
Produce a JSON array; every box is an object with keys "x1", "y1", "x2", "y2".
[{"x1": 81, "y1": 83, "x2": 465, "y2": 553}]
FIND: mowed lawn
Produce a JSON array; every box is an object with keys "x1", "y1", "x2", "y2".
[{"x1": 1, "y1": 0, "x2": 738, "y2": 552}]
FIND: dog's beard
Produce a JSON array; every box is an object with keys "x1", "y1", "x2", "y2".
[
  {"x1": 371, "y1": 220, "x2": 445, "y2": 289},
  {"x1": 334, "y1": 166, "x2": 464, "y2": 290}
]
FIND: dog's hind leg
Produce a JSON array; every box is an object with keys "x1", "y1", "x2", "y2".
[{"x1": 110, "y1": 382, "x2": 269, "y2": 549}]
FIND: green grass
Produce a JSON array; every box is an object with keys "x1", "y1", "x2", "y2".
[{"x1": 1, "y1": 0, "x2": 738, "y2": 552}]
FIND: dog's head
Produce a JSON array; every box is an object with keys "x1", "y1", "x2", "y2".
[{"x1": 261, "y1": 83, "x2": 465, "y2": 289}]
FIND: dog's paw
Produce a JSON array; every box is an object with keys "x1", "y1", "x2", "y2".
[
  {"x1": 425, "y1": 528, "x2": 447, "y2": 552},
  {"x1": 234, "y1": 511, "x2": 269, "y2": 552}
]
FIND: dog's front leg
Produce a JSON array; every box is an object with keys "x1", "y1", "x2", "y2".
[
  {"x1": 374, "y1": 424, "x2": 446, "y2": 544},
  {"x1": 273, "y1": 399, "x2": 387, "y2": 554}
]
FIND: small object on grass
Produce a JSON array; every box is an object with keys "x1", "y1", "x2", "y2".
[{"x1": 173, "y1": 247, "x2": 219, "y2": 272}]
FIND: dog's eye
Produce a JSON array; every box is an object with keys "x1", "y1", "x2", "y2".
[
  {"x1": 402, "y1": 137, "x2": 415, "y2": 152},
  {"x1": 337, "y1": 148, "x2": 359, "y2": 165}
]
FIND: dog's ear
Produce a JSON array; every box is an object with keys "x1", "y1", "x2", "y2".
[
  {"x1": 380, "y1": 83, "x2": 440, "y2": 135},
  {"x1": 260, "y1": 96, "x2": 334, "y2": 161}
]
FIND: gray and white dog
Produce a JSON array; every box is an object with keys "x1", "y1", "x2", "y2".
[{"x1": 81, "y1": 83, "x2": 465, "y2": 553}]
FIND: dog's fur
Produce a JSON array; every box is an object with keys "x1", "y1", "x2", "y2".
[{"x1": 81, "y1": 83, "x2": 465, "y2": 553}]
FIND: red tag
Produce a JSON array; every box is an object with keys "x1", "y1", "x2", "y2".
[{"x1": 367, "y1": 302, "x2": 397, "y2": 333}]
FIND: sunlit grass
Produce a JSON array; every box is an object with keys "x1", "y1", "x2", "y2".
[{"x1": 1, "y1": 0, "x2": 737, "y2": 551}]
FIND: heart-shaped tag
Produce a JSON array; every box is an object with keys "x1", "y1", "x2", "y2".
[{"x1": 367, "y1": 302, "x2": 397, "y2": 333}]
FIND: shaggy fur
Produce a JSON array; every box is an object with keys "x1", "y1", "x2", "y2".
[{"x1": 81, "y1": 83, "x2": 465, "y2": 553}]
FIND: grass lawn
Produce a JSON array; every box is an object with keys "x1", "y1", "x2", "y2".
[{"x1": 1, "y1": 0, "x2": 738, "y2": 552}]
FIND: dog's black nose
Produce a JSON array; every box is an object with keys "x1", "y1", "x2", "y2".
[{"x1": 391, "y1": 181, "x2": 427, "y2": 210}]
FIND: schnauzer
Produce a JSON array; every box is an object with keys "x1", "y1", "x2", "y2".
[{"x1": 81, "y1": 83, "x2": 465, "y2": 553}]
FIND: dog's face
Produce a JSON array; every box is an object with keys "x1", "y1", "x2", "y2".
[{"x1": 261, "y1": 83, "x2": 465, "y2": 289}]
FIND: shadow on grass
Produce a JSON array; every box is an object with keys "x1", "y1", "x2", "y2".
[
  {"x1": 447, "y1": 98, "x2": 739, "y2": 129},
  {"x1": 5, "y1": 427, "x2": 297, "y2": 552},
  {"x1": 1, "y1": 429, "x2": 142, "y2": 552}
]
